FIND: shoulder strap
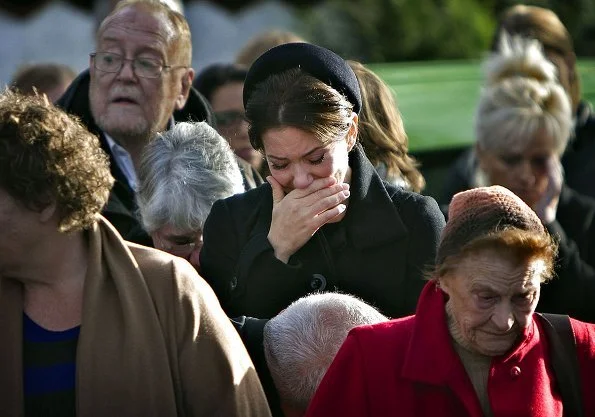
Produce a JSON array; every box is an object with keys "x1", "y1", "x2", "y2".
[{"x1": 538, "y1": 312, "x2": 584, "y2": 417}]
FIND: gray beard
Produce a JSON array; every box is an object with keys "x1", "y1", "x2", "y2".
[{"x1": 97, "y1": 117, "x2": 154, "y2": 147}]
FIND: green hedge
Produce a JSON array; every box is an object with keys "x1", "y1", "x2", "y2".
[
  {"x1": 300, "y1": 0, "x2": 595, "y2": 61},
  {"x1": 369, "y1": 59, "x2": 595, "y2": 152},
  {"x1": 300, "y1": 0, "x2": 495, "y2": 62}
]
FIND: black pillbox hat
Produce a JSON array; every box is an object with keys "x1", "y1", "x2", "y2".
[{"x1": 243, "y1": 42, "x2": 362, "y2": 114}]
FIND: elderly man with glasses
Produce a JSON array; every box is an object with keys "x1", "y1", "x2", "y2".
[{"x1": 57, "y1": 0, "x2": 214, "y2": 245}]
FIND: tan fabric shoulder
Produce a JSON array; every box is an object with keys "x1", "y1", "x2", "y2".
[{"x1": 127, "y1": 243, "x2": 272, "y2": 417}]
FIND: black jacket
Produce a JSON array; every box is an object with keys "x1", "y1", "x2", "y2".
[
  {"x1": 230, "y1": 316, "x2": 282, "y2": 417},
  {"x1": 56, "y1": 69, "x2": 215, "y2": 245},
  {"x1": 200, "y1": 144, "x2": 446, "y2": 319},
  {"x1": 560, "y1": 101, "x2": 595, "y2": 200},
  {"x1": 539, "y1": 186, "x2": 595, "y2": 322},
  {"x1": 440, "y1": 101, "x2": 595, "y2": 205}
]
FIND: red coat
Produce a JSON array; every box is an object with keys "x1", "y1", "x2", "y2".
[{"x1": 306, "y1": 281, "x2": 595, "y2": 417}]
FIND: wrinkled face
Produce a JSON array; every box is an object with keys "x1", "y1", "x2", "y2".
[
  {"x1": 262, "y1": 125, "x2": 356, "y2": 194},
  {"x1": 477, "y1": 130, "x2": 558, "y2": 208},
  {"x1": 440, "y1": 248, "x2": 543, "y2": 356},
  {"x1": 211, "y1": 81, "x2": 262, "y2": 170},
  {"x1": 89, "y1": 6, "x2": 192, "y2": 141},
  {"x1": 151, "y1": 224, "x2": 203, "y2": 272}
]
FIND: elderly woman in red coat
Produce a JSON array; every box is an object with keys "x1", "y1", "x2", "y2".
[{"x1": 306, "y1": 185, "x2": 595, "y2": 417}]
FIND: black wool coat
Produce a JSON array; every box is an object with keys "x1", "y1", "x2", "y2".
[
  {"x1": 539, "y1": 185, "x2": 595, "y2": 322},
  {"x1": 200, "y1": 145, "x2": 446, "y2": 319}
]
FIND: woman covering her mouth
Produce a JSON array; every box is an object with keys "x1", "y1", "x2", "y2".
[{"x1": 199, "y1": 42, "x2": 445, "y2": 319}]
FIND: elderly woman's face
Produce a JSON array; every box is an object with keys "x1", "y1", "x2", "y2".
[
  {"x1": 262, "y1": 126, "x2": 355, "y2": 193},
  {"x1": 477, "y1": 130, "x2": 558, "y2": 209},
  {"x1": 151, "y1": 224, "x2": 203, "y2": 272},
  {"x1": 440, "y1": 247, "x2": 544, "y2": 356}
]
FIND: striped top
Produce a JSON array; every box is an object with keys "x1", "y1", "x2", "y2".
[{"x1": 23, "y1": 313, "x2": 79, "y2": 417}]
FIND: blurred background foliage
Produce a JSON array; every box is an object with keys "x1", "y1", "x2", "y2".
[{"x1": 299, "y1": 0, "x2": 595, "y2": 62}]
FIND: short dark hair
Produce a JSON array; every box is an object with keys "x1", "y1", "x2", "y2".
[
  {"x1": 235, "y1": 30, "x2": 306, "y2": 67},
  {"x1": 10, "y1": 63, "x2": 76, "y2": 96},
  {"x1": 0, "y1": 90, "x2": 113, "y2": 232},
  {"x1": 245, "y1": 68, "x2": 354, "y2": 152},
  {"x1": 193, "y1": 63, "x2": 248, "y2": 103}
]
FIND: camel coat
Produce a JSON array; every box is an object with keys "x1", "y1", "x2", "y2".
[{"x1": 0, "y1": 217, "x2": 271, "y2": 417}]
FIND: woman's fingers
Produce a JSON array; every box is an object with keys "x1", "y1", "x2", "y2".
[
  {"x1": 267, "y1": 176, "x2": 286, "y2": 204},
  {"x1": 313, "y1": 204, "x2": 348, "y2": 227},
  {"x1": 309, "y1": 188, "x2": 350, "y2": 215},
  {"x1": 266, "y1": 175, "x2": 351, "y2": 262},
  {"x1": 290, "y1": 176, "x2": 338, "y2": 200}
]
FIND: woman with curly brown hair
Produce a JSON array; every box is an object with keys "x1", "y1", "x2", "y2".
[
  {"x1": 0, "y1": 92, "x2": 270, "y2": 417},
  {"x1": 348, "y1": 60, "x2": 425, "y2": 192}
]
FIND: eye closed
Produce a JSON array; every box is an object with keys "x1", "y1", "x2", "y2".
[
  {"x1": 513, "y1": 291, "x2": 536, "y2": 305},
  {"x1": 309, "y1": 152, "x2": 326, "y2": 165},
  {"x1": 476, "y1": 293, "x2": 498, "y2": 308},
  {"x1": 269, "y1": 161, "x2": 288, "y2": 170},
  {"x1": 268, "y1": 152, "x2": 326, "y2": 170},
  {"x1": 498, "y1": 153, "x2": 550, "y2": 170}
]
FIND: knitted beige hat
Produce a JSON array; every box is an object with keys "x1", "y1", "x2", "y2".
[{"x1": 436, "y1": 185, "x2": 544, "y2": 265}]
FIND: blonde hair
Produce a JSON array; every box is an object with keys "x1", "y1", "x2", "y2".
[
  {"x1": 348, "y1": 60, "x2": 424, "y2": 192},
  {"x1": 475, "y1": 35, "x2": 571, "y2": 156},
  {"x1": 491, "y1": 5, "x2": 580, "y2": 111}
]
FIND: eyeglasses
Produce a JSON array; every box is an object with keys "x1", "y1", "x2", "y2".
[
  {"x1": 90, "y1": 52, "x2": 187, "y2": 79},
  {"x1": 152, "y1": 232, "x2": 202, "y2": 257},
  {"x1": 214, "y1": 110, "x2": 246, "y2": 128}
]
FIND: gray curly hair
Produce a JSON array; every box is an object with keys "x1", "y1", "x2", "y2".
[{"x1": 137, "y1": 121, "x2": 244, "y2": 234}]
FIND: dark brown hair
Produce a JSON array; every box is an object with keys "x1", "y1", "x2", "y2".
[
  {"x1": 348, "y1": 61, "x2": 425, "y2": 192},
  {"x1": 245, "y1": 68, "x2": 354, "y2": 152},
  {"x1": 0, "y1": 91, "x2": 113, "y2": 232},
  {"x1": 236, "y1": 30, "x2": 306, "y2": 67},
  {"x1": 10, "y1": 63, "x2": 76, "y2": 97}
]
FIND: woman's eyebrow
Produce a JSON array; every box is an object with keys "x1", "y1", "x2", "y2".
[{"x1": 267, "y1": 146, "x2": 324, "y2": 161}]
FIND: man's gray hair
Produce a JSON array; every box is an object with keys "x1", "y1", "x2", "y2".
[
  {"x1": 94, "y1": 0, "x2": 184, "y2": 29},
  {"x1": 137, "y1": 121, "x2": 244, "y2": 233},
  {"x1": 263, "y1": 293, "x2": 388, "y2": 411}
]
